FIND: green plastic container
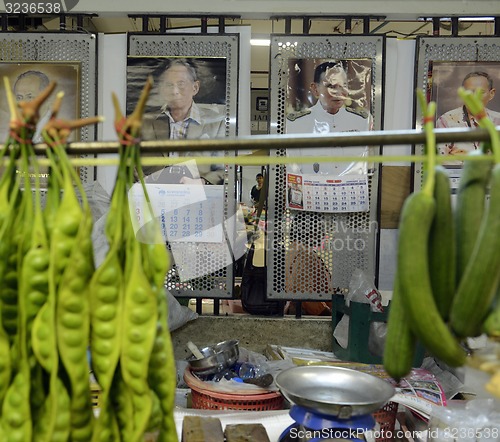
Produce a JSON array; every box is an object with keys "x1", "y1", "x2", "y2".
[{"x1": 332, "y1": 295, "x2": 425, "y2": 366}]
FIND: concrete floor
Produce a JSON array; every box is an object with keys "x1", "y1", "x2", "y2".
[{"x1": 171, "y1": 314, "x2": 333, "y2": 360}]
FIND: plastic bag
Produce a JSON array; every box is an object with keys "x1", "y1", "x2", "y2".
[
  {"x1": 333, "y1": 268, "x2": 387, "y2": 357},
  {"x1": 188, "y1": 347, "x2": 295, "y2": 393},
  {"x1": 428, "y1": 398, "x2": 500, "y2": 442},
  {"x1": 166, "y1": 289, "x2": 198, "y2": 332}
]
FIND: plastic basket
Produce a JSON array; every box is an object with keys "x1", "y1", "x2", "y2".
[
  {"x1": 184, "y1": 368, "x2": 284, "y2": 411},
  {"x1": 190, "y1": 386, "x2": 284, "y2": 411},
  {"x1": 373, "y1": 401, "x2": 398, "y2": 442}
]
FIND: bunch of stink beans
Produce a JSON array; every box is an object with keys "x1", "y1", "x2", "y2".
[
  {"x1": 0, "y1": 76, "x2": 178, "y2": 442},
  {"x1": 384, "y1": 89, "x2": 500, "y2": 397}
]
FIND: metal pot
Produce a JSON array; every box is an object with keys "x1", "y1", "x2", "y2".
[
  {"x1": 275, "y1": 365, "x2": 395, "y2": 419},
  {"x1": 187, "y1": 340, "x2": 240, "y2": 376}
]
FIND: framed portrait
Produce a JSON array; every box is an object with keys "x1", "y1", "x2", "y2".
[
  {"x1": 0, "y1": 61, "x2": 81, "y2": 188},
  {"x1": 413, "y1": 36, "x2": 500, "y2": 191},
  {"x1": 285, "y1": 58, "x2": 372, "y2": 129},
  {"x1": 284, "y1": 57, "x2": 374, "y2": 177},
  {"x1": 127, "y1": 34, "x2": 239, "y2": 300},
  {"x1": 0, "y1": 61, "x2": 81, "y2": 144},
  {"x1": 429, "y1": 61, "x2": 500, "y2": 167},
  {"x1": 268, "y1": 35, "x2": 384, "y2": 300},
  {"x1": 126, "y1": 56, "x2": 227, "y2": 131}
]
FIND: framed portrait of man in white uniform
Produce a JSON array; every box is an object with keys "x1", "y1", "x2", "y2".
[{"x1": 284, "y1": 58, "x2": 374, "y2": 177}]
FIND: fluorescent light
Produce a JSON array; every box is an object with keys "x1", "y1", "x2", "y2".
[
  {"x1": 458, "y1": 16, "x2": 495, "y2": 21},
  {"x1": 250, "y1": 38, "x2": 271, "y2": 47},
  {"x1": 418, "y1": 16, "x2": 495, "y2": 22}
]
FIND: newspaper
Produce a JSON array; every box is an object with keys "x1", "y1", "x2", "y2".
[{"x1": 265, "y1": 345, "x2": 446, "y2": 420}]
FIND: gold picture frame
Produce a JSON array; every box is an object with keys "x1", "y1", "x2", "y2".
[
  {"x1": 0, "y1": 61, "x2": 81, "y2": 142},
  {"x1": 0, "y1": 61, "x2": 81, "y2": 188}
]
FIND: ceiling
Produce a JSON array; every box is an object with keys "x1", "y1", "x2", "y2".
[{"x1": 40, "y1": 0, "x2": 500, "y2": 21}]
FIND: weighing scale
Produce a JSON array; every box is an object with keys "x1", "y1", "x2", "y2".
[
  {"x1": 275, "y1": 365, "x2": 395, "y2": 442},
  {"x1": 279, "y1": 404, "x2": 376, "y2": 441}
]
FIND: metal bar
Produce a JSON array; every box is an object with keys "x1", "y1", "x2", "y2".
[
  {"x1": 432, "y1": 17, "x2": 440, "y2": 36},
  {"x1": 201, "y1": 17, "x2": 208, "y2": 33},
  {"x1": 218, "y1": 16, "x2": 225, "y2": 33},
  {"x1": 451, "y1": 17, "x2": 459, "y2": 36},
  {"x1": 59, "y1": 13, "x2": 66, "y2": 30},
  {"x1": 19, "y1": 14, "x2": 26, "y2": 31},
  {"x1": 30, "y1": 127, "x2": 500, "y2": 155},
  {"x1": 363, "y1": 17, "x2": 370, "y2": 34},
  {"x1": 213, "y1": 299, "x2": 220, "y2": 315},
  {"x1": 141, "y1": 15, "x2": 149, "y2": 32},
  {"x1": 295, "y1": 302, "x2": 302, "y2": 319},
  {"x1": 345, "y1": 17, "x2": 352, "y2": 34},
  {"x1": 1, "y1": 14, "x2": 8, "y2": 31},
  {"x1": 302, "y1": 18, "x2": 309, "y2": 34},
  {"x1": 271, "y1": 14, "x2": 386, "y2": 21},
  {"x1": 76, "y1": 14, "x2": 84, "y2": 30},
  {"x1": 159, "y1": 16, "x2": 167, "y2": 33}
]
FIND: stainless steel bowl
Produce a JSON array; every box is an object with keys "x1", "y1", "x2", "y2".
[
  {"x1": 275, "y1": 365, "x2": 395, "y2": 418},
  {"x1": 187, "y1": 340, "x2": 240, "y2": 376}
]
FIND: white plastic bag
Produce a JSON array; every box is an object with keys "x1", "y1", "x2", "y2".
[{"x1": 333, "y1": 268, "x2": 386, "y2": 356}]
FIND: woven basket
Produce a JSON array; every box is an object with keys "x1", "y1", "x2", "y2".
[
  {"x1": 184, "y1": 368, "x2": 284, "y2": 411},
  {"x1": 373, "y1": 401, "x2": 398, "y2": 442},
  {"x1": 190, "y1": 386, "x2": 284, "y2": 411}
]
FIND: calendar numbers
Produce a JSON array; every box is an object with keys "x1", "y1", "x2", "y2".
[
  {"x1": 130, "y1": 184, "x2": 225, "y2": 243},
  {"x1": 289, "y1": 173, "x2": 369, "y2": 213}
]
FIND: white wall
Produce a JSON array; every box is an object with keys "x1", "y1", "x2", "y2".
[
  {"x1": 377, "y1": 38, "x2": 417, "y2": 290},
  {"x1": 383, "y1": 38, "x2": 416, "y2": 164},
  {"x1": 96, "y1": 33, "x2": 127, "y2": 196}
]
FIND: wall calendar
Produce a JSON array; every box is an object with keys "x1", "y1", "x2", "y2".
[
  {"x1": 286, "y1": 173, "x2": 369, "y2": 213},
  {"x1": 129, "y1": 184, "x2": 225, "y2": 243}
]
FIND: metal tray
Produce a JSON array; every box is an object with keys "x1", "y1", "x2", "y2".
[
  {"x1": 275, "y1": 365, "x2": 395, "y2": 419},
  {"x1": 186, "y1": 340, "x2": 239, "y2": 376}
]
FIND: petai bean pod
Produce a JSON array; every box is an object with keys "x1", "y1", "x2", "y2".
[
  {"x1": 110, "y1": 369, "x2": 134, "y2": 442},
  {"x1": 1, "y1": 367, "x2": 32, "y2": 442},
  {"x1": 56, "y1": 210, "x2": 94, "y2": 442},
  {"x1": 0, "y1": 320, "x2": 11, "y2": 410},
  {"x1": 142, "y1": 241, "x2": 177, "y2": 442},
  {"x1": 49, "y1": 174, "x2": 84, "y2": 290},
  {"x1": 33, "y1": 376, "x2": 71, "y2": 442},
  {"x1": 89, "y1": 241, "x2": 123, "y2": 392},
  {"x1": 121, "y1": 240, "x2": 157, "y2": 442}
]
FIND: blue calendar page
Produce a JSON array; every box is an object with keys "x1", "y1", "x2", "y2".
[{"x1": 129, "y1": 183, "x2": 225, "y2": 243}]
